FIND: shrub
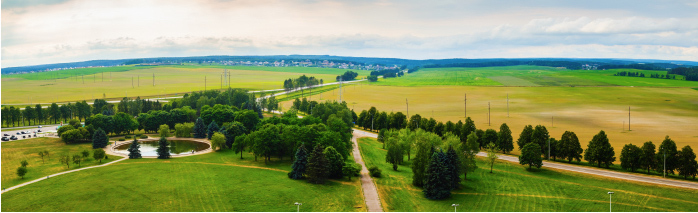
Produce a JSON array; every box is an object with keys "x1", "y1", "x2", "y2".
[
  {"x1": 140, "y1": 135, "x2": 148, "y2": 139},
  {"x1": 175, "y1": 122, "x2": 195, "y2": 138},
  {"x1": 118, "y1": 138, "x2": 125, "y2": 141},
  {"x1": 124, "y1": 135, "x2": 132, "y2": 139},
  {"x1": 135, "y1": 134, "x2": 143, "y2": 137},
  {"x1": 369, "y1": 166, "x2": 382, "y2": 177}
]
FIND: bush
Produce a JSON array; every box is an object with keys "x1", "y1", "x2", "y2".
[
  {"x1": 118, "y1": 138, "x2": 125, "y2": 141},
  {"x1": 369, "y1": 166, "x2": 382, "y2": 178},
  {"x1": 175, "y1": 122, "x2": 195, "y2": 138},
  {"x1": 135, "y1": 134, "x2": 143, "y2": 137},
  {"x1": 140, "y1": 135, "x2": 148, "y2": 139},
  {"x1": 124, "y1": 135, "x2": 132, "y2": 139}
]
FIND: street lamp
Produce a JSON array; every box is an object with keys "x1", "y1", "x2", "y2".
[
  {"x1": 451, "y1": 204, "x2": 459, "y2": 212},
  {"x1": 294, "y1": 202, "x2": 302, "y2": 212},
  {"x1": 608, "y1": 192, "x2": 614, "y2": 212}
]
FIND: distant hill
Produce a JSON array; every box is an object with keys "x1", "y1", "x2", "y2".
[{"x1": 3, "y1": 55, "x2": 698, "y2": 74}]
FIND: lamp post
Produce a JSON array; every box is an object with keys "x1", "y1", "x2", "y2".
[
  {"x1": 294, "y1": 202, "x2": 302, "y2": 212},
  {"x1": 608, "y1": 192, "x2": 614, "y2": 212},
  {"x1": 452, "y1": 204, "x2": 459, "y2": 212}
]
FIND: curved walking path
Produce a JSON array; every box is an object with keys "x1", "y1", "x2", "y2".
[
  {"x1": 352, "y1": 128, "x2": 698, "y2": 190},
  {"x1": 352, "y1": 130, "x2": 383, "y2": 212},
  {"x1": 1, "y1": 157, "x2": 128, "y2": 194}
]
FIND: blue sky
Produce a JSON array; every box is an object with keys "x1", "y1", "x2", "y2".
[{"x1": 2, "y1": 0, "x2": 698, "y2": 67}]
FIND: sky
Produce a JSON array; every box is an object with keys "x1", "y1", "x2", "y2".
[{"x1": 2, "y1": 0, "x2": 698, "y2": 68}]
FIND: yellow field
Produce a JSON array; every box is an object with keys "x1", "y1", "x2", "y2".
[
  {"x1": 282, "y1": 83, "x2": 698, "y2": 157},
  {"x1": 1, "y1": 67, "x2": 343, "y2": 104}
]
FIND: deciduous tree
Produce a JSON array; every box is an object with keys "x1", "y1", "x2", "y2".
[
  {"x1": 324, "y1": 146, "x2": 344, "y2": 179},
  {"x1": 640, "y1": 141, "x2": 657, "y2": 174},
  {"x1": 497, "y1": 123, "x2": 514, "y2": 153},
  {"x1": 519, "y1": 143, "x2": 542, "y2": 169},
  {"x1": 584, "y1": 130, "x2": 615, "y2": 168},
  {"x1": 93, "y1": 149, "x2": 106, "y2": 163},
  {"x1": 620, "y1": 143, "x2": 642, "y2": 172},
  {"x1": 677, "y1": 145, "x2": 697, "y2": 179}
]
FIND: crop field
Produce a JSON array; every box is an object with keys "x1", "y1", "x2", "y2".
[
  {"x1": 1, "y1": 65, "x2": 370, "y2": 105},
  {"x1": 357, "y1": 137, "x2": 698, "y2": 212},
  {"x1": 1, "y1": 148, "x2": 365, "y2": 212},
  {"x1": 375, "y1": 66, "x2": 698, "y2": 87},
  {"x1": 282, "y1": 84, "x2": 698, "y2": 158},
  {"x1": 1, "y1": 137, "x2": 122, "y2": 188}
]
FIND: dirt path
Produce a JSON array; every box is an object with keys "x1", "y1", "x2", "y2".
[
  {"x1": 1, "y1": 157, "x2": 128, "y2": 194},
  {"x1": 352, "y1": 131, "x2": 383, "y2": 212}
]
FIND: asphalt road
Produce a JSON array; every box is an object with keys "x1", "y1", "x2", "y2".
[
  {"x1": 352, "y1": 128, "x2": 698, "y2": 190},
  {"x1": 0, "y1": 124, "x2": 59, "y2": 142}
]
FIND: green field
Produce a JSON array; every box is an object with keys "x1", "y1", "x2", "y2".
[
  {"x1": 1, "y1": 137, "x2": 122, "y2": 188},
  {"x1": 1, "y1": 65, "x2": 370, "y2": 105},
  {"x1": 374, "y1": 66, "x2": 698, "y2": 87},
  {"x1": 1, "y1": 138, "x2": 365, "y2": 212},
  {"x1": 357, "y1": 137, "x2": 698, "y2": 212}
]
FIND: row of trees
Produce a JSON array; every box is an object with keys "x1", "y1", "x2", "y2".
[
  {"x1": 356, "y1": 107, "x2": 407, "y2": 131},
  {"x1": 619, "y1": 136, "x2": 698, "y2": 179},
  {"x1": 614, "y1": 71, "x2": 645, "y2": 77},
  {"x1": 668, "y1": 66, "x2": 698, "y2": 81},
  {"x1": 283, "y1": 75, "x2": 323, "y2": 98},
  {"x1": 2, "y1": 101, "x2": 91, "y2": 127}
]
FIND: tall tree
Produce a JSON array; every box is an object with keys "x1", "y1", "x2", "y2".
[
  {"x1": 423, "y1": 151, "x2": 451, "y2": 200},
  {"x1": 584, "y1": 130, "x2": 616, "y2": 168},
  {"x1": 49, "y1": 103, "x2": 60, "y2": 124},
  {"x1": 411, "y1": 130, "x2": 441, "y2": 187},
  {"x1": 516, "y1": 125, "x2": 534, "y2": 150},
  {"x1": 677, "y1": 145, "x2": 697, "y2": 179},
  {"x1": 482, "y1": 129, "x2": 498, "y2": 149},
  {"x1": 559, "y1": 131, "x2": 583, "y2": 163},
  {"x1": 461, "y1": 117, "x2": 476, "y2": 141},
  {"x1": 519, "y1": 143, "x2": 543, "y2": 169},
  {"x1": 386, "y1": 135, "x2": 404, "y2": 171},
  {"x1": 657, "y1": 136, "x2": 679, "y2": 174},
  {"x1": 620, "y1": 143, "x2": 642, "y2": 172},
  {"x1": 92, "y1": 128, "x2": 108, "y2": 149},
  {"x1": 288, "y1": 144, "x2": 309, "y2": 180},
  {"x1": 35, "y1": 104, "x2": 44, "y2": 124},
  {"x1": 640, "y1": 141, "x2": 657, "y2": 174},
  {"x1": 306, "y1": 144, "x2": 329, "y2": 184},
  {"x1": 207, "y1": 120, "x2": 220, "y2": 140},
  {"x1": 193, "y1": 117, "x2": 207, "y2": 138},
  {"x1": 128, "y1": 138, "x2": 142, "y2": 159},
  {"x1": 497, "y1": 123, "x2": 514, "y2": 153},
  {"x1": 531, "y1": 125, "x2": 550, "y2": 159},
  {"x1": 324, "y1": 146, "x2": 345, "y2": 179},
  {"x1": 210, "y1": 132, "x2": 226, "y2": 151},
  {"x1": 446, "y1": 145, "x2": 462, "y2": 189},
  {"x1": 460, "y1": 132, "x2": 479, "y2": 180},
  {"x1": 156, "y1": 137, "x2": 170, "y2": 159},
  {"x1": 233, "y1": 134, "x2": 248, "y2": 159}
]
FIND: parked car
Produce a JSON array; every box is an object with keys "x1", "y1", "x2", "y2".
[
  {"x1": 3, "y1": 133, "x2": 9, "y2": 136},
  {"x1": 1, "y1": 137, "x2": 9, "y2": 141},
  {"x1": 10, "y1": 136, "x2": 18, "y2": 140},
  {"x1": 38, "y1": 126, "x2": 42, "y2": 128},
  {"x1": 37, "y1": 129, "x2": 42, "y2": 132},
  {"x1": 16, "y1": 132, "x2": 21, "y2": 135}
]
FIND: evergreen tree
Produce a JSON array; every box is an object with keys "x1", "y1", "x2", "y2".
[
  {"x1": 497, "y1": 123, "x2": 514, "y2": 153},
  {"x1": 207, "y1": 120, "x2": 220, "y2": 140},
  {"x1": 519, "y1": 143, "x2": 543, "y2": 169},
  {"x1": 92, "y1": 128, "x2": 108, "y2": 149},
  {"x1": 446, "y1": 145, "x2": 461, "y2": 190},
  {"x1": 423, "y1": 151, "x2": 451, "y2": 200},
  {"x1": 324, "y1": 146, "x2": 345, "y2": 179},
  {"x1": 193, "y1": 117, "x2": 207, "y2": 138},
  {"x1": 306, "y1": 144, "x2": 329, "y2": 184},
  {"x1": 584, "y1": 130, "x2": 615, "y2": 168},
  {"x1": 128, "y1": 138, "x2": 142, "y2": 159},
  {"x1": 640, "y1": 141, "x2": 657, "y2": 174},
  {"x1": 156, "y1": 137, "x2": 171, "y2": 159},
  {"x1": 288, "y1": 144, "x2": 309, "y2": 180}
]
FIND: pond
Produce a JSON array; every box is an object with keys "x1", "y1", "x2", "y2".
[{"x1": 113, "y1": 139, "x2": 210, "y2": 157}]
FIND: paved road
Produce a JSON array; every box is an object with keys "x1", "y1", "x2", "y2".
[
  {"x1": 352, "y1": 128, "x2": 698, "y2": 190},
  {"x1": 256, "y1": 79, "x2": 367, "y2": 101},
  {"x1": 352, "y1": 131, "x2": 383, "y2": 212},
  {"x1": 1, "y1": 157, "x2": 128, "y2": 194}
]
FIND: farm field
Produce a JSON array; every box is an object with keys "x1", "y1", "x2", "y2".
[
  {"x1": 376, "y1": 66, "x2": 698, "y2": 87},
  {"x1": 1, "y1": 65, "x2": 370, "y2": 105},
  {"x1": 282, "y1": 84, "x2": 698, "y2": 158},
  {"x1": 1, "y1": 137, "x2": 123, "y2": 188},
  {"x1": 357, "y1": 137, "x2": 698, "y2": 212},
  {"x1": 1, "y1": 148, "x2": 365, "y2": 212}
]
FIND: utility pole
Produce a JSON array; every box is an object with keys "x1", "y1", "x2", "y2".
[
  {"x1": 153, "y1": 73, "x2": 155, "y2": 86},
  {"x1": 464, "y1": 93, "x2": 467, "y2": 118},
  {"x1": 132, "y1": 77, "x2": 134, "y2": 88},
  {"x1": 488, "y1": 102, "x2": 491, "y2": 126},
  {"x1": 205, "y1": 76, "x2": 207, "y2": 91},
  {"x1": 552, "y1": 116, "x2": 554, "y2": 127},
  {"x1": 221, "y1": 74, "x2": 223, "y2": 89},
  {"x1": 628, "y1": 106, "x2": 631, "y2": 131},
  {"x1": 507, "y1": 93, "x2": 509, "y2": 117},
  {"x1": 548, "y1": 138, "x2": 551, "y2": 160},
  {"x1": 406, "y1": 98, "x2": 409, "y2": 118},
  {"x1": 339, "y1": 76, "x2": 343, "y2": 103},
  {"x1": 663, "y1": 150, "x2": 666, "y2": 178}
]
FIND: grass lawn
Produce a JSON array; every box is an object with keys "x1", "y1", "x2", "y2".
[
  {"x1": 1, "y1": 149, "x2": 366, "y2": 212},
  {"x1": 357, "y1": 137, "x2": 698, "y2": 212},
  {"x1": 283, "y1": 84, "x2": 698, "y2": 158},
  {"x1": 1, "y1": 137, "x2": 123, "y2": 188},
  {"x1": 1, "y1": 65, "x2": 369, "y2": 105}
]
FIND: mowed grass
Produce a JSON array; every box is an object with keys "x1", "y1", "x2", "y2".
[
  {"x1": 1, "y1": 149, "x2": 366, "y2": 212},
  {"x1": 282, "y1": 84, "x2": 698, "y2": 159},
  {"x1": 374, "y1": 66, "x2": 698, "y2": 87},
  {"x1": 357, "y1": 137, "x2": 698, "y2": 212},
  {"x1": 1, "y1": 65, "x2": 369, "y2": 105},
  {"x1": 1, "y1": 137, "x2": 122, "y2": 188}
]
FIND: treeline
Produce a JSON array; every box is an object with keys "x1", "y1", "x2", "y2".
[
  {"x1": 370, "y1": 70, "x2": 403, "y2": 78},
  {"x1": 620, "y1": 136, "x2": 697, "y2": 179},
  {"x1": 614, "y1": 71, "x2": 645, "y2": 77},
  {"x1": 423, "y1": 60, "x2": 584, "y2": 70},
  {"x1": 336, "y1": 71, "x2": 358, "y2": 81},
  {"x1": 283, "y1": 75, "x2": 323, "y2": 97},
  {"x1": 2, "y1": 102, "x2": 91, "y2": 127},
  {"x1": 669, "y1": 66, "x2": 698, "y2": 81},
  {"x1": 599, "y1": 63, "x2": 670, "y2": 71}
]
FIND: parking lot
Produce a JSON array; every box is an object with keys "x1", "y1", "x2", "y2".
[{"x1": 1, "y1": 125, "x2": 59, "y2": 142}]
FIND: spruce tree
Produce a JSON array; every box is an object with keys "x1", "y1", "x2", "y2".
[
  {"x1": 207, "y1": 120, "x2": 220, "y2": 140},
  {"x1": 127, "y1": 138, "x2": 142, "y2": 159},
  {"x1": 306, "y1": 144, "x2": 329, "y2": 184},
  {"x1": 324, "y1": 146, "x2": 345, "y2": 179},
  {"x1": 446, "y1": 145, "x2": 462, "y2": 189},
  {"x1": 288, "y1": 144, "x2": 309, "y2": 180},
  {"x1": 423, "y1": 151, "x2": 451, "y2": 200},
  {"x1": 156, "y1": 137, "x2": 171, "y2": 159},
  {"x1": 92, "y1": 128, "x2": 108, "y2": 148},
  {"x1": 193, "y1": 117, "x2": 207, "y2": 138}
]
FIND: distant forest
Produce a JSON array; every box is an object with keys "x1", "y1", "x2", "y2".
[{"x1": 3, "y1": 55, "x2": 698, "y2": 75}]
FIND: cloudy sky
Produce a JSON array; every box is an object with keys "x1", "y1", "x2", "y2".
[{"x1": 2, "y1": 0, "x2": 698, "y2": 67}]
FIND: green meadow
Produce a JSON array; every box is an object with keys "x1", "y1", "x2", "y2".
[
  {"x1": 1, "y1": 139, "x2": 365, "y2": 212},
  {"x1": 357, "y1": 137, "x2": 698, "y2": 212}
]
